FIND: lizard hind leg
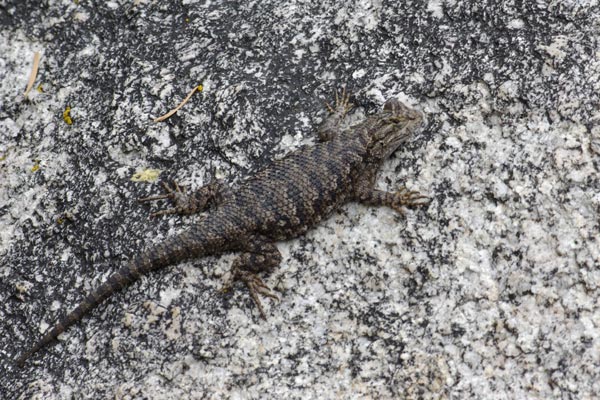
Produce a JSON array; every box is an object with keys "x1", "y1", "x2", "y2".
[{"x1": 222, "y1": 239, "x2": 281, "y2": 319}]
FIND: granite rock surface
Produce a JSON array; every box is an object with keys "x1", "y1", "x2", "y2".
[{"x1": 1, "y1": 1, "x2": 599, "y2": 399}]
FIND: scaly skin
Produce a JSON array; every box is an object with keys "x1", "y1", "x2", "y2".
[{"x1": 15, "y1": 89, "x2": 428, "y2": 367}]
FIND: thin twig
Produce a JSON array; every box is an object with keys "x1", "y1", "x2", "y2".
[
  {"x1": 154, "y1": 85, "x2": 202, "y2": 122},
  {"x1": 24, "y1": 52, "x2": 41, "y2": 98}
]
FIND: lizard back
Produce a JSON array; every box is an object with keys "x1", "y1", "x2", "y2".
[{"x1": 220, "y1": 132, "x2": 368, "y2": 240}]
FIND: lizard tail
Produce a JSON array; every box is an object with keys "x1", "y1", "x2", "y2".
[
  {"x1": 15, "y1": 262, "x2": 143, "y2": 368},
  {"x1": 15, "y1": 229, "x2": 216, "y2": 367}
]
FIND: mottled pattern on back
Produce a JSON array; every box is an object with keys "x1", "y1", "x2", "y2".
[{"x1": 223, "y1": 135, "x2": 367, "y2": 240}]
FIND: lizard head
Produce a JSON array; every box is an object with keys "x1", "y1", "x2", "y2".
[{"x1": 365, "y1": 98, "x2": 423, "y2": 160}]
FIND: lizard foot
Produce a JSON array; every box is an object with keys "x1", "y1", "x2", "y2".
[
  {"x1": 319, "y1": 86, "x2": 354, "y2": 141},
  {"x1": 222, "y1": 269, "x2": 279, "y2": 320},
  {"x1": 390, "y1": 187, "x2": 430, "y2": 214},
  {"x1": 324, "y1": 86, "x2": 352, "y2": 115},
  {"x1": 138, "y1": 181, "x2": 200, "y2": 217}
]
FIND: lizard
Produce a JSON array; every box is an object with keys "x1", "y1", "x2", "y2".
[{"x1": 15, "y1": 89, "x2": 428, "y2": 367}]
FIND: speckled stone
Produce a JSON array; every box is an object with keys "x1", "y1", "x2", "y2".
[{"x1": 1, "y1": 1, "x2": 598, "y2": 399}]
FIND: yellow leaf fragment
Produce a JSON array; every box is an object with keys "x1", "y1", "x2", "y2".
[
  {"x1": 24, "y1": 51, "x2": 41, "y2": 98},
  {"x1": 154, "y1": 85, "x2": 202, "y2": 123},
  {"x1": 63, "y1": 106, "x2": 73, "y2": 125},
  {"x1": 131, "y1": 169, "x2": 161, "y2": 182},
  {"x1": 31, "y1": 160, "x2": 40, "y2": 172}
]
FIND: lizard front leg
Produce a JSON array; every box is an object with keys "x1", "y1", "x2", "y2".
[
  {"x1": 138, "y1": 180, "x2": 226, "y2": 217},
  {"x1": 222, "y1": 236, "x2": 281, "y2": 319},
  {"x1": 318, "y1": 87, "x2": 353, "y2": 142},
  {"x1": 353, "y1": 172, "x2": 429, "y2": 215},
  {"x1": 356, "y1": 187, "x2": 430, "y2": 215}
]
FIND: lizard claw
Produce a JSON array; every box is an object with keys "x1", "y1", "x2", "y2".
[
  {"x1": 325, "y1": 86, "x2": 353, "y2": 115},
  {"x1": 324, "y1": 100, "x2": 335, "y2": 113},
  {"x1": 138, "y1": 181, "x2": 181, "y2": 202},
  {"x1": 138, "y1": 181, "x2": 200, "y2": 217},
  {"x1": 223, "y1": 269, "x2": 279, "y2": 320},
  {"x1": 391, "y1": 187, "x2": 430, "y2": 214}
]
